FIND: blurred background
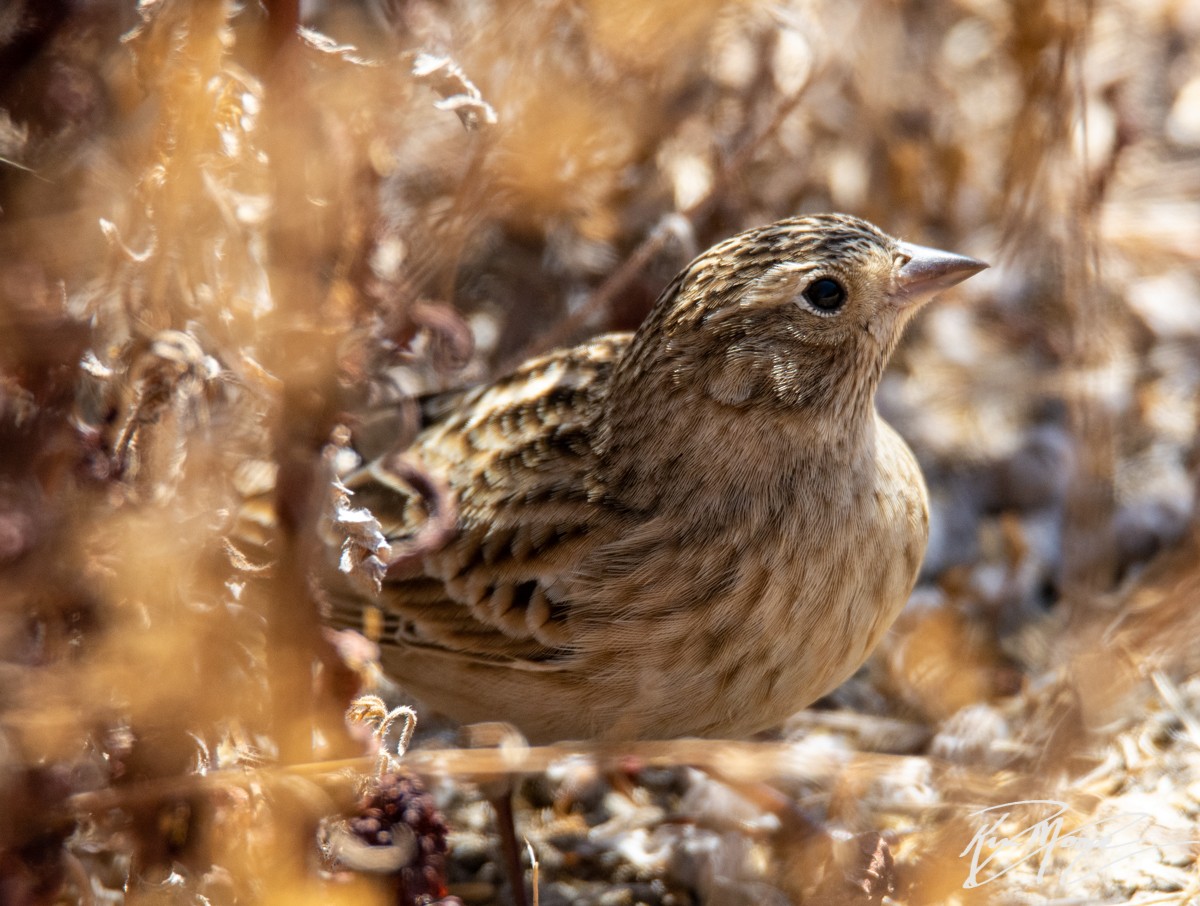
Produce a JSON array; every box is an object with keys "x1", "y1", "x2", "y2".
[{"x1": 1, "y1": 0, "x2": 1199, "y2": 903}]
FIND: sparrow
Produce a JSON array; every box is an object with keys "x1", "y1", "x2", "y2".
[{"x1": 325, "y1": 213, "x2": 986, "y2": 743}]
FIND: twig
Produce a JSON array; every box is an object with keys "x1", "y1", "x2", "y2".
[
  {"x1": 67, "y1": 739, "x2": 952, "y2": 817},
  {"x1": 263, "y1": 0, "x2": 299, "y2": 59},
  {"x1": 0, "y1": 155, "x2": 53, "y2": 182},
  {"x1": 525, "y1": 839, "x2": 539, "y2": 906},
  {"x1": 260, "y1": 0, "x2": 330, "y2": 767}
]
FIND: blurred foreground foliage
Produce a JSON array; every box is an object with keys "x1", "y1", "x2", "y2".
[{"x1": 1, "y1": 0, "x2": 1200, "y2": 903}]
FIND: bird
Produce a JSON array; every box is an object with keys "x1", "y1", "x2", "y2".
[{"x1": 323, "y1": 213, "x2": 987, "y2": 744}]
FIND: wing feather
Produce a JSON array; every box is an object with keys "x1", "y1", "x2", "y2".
[{"x1": 337, "y1": 334, "x2": 631, "y2": 665}]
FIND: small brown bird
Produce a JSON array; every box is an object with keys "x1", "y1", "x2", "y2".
[{"x1": 329, "y1": 214, "x2": 986, "y2": 742}]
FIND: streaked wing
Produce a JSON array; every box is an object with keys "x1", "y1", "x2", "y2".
[{"x1": 327, "y1": 333, "x2": 631, "y2": 666}]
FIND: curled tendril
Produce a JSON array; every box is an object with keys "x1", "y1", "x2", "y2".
[
  {"x1": 408, "y1": 300, "x2": 474, "y2": 375},
  {"x1": 347, "y1": 694, "x2": 418, "y2": 776},
  {"x1": 410, "y1": 53, "x2": 497, "y2": 131},
  {"x1": 381, "y1": 455, "x2": 458, "y2": 575}
]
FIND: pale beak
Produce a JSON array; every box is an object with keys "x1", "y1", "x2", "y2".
[{"x1": 895, "y1": 241, "x2": 988, "y2": 304}]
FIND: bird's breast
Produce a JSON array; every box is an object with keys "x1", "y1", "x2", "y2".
[{"x1": 583, "y1": 416, "x2": 929, "y2": 739}]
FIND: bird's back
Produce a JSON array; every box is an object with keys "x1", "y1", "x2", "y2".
[{"x1": 323, "y1": 333, "x2": 639, "y2": 736}]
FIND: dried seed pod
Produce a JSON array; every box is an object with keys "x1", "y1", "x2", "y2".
[{"x1": 327, "y1": 771, "x2": 461, "y2": 906}]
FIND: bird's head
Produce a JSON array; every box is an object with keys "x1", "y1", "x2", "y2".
[{"x1": 613, "y1": 213, "x2": 986, "y2": 428}]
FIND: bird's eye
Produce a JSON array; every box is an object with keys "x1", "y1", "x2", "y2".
[{"x1": 802, "y1": 277, "x2": 847, "y2": 313}]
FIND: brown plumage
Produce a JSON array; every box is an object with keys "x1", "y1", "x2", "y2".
[{"x1": 326, "y1": 213, "x2": 986, "y2": 742}]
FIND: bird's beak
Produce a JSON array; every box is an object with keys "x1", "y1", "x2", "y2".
[{"x1": 895, "y1": 241, "x2": 988, "y2": 305}]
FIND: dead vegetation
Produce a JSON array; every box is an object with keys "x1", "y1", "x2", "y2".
[{"x1": 1, "y1": 0, "x2": 1199, "y2": 903}]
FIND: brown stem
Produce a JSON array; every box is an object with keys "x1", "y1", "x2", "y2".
[{"x1": 260, "y1": 0, "x2": 325, "y2": 768}]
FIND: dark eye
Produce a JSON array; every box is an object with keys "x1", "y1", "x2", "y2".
[{"x1": 802, "y1": 277, "x2": 846, "y2": 312}]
